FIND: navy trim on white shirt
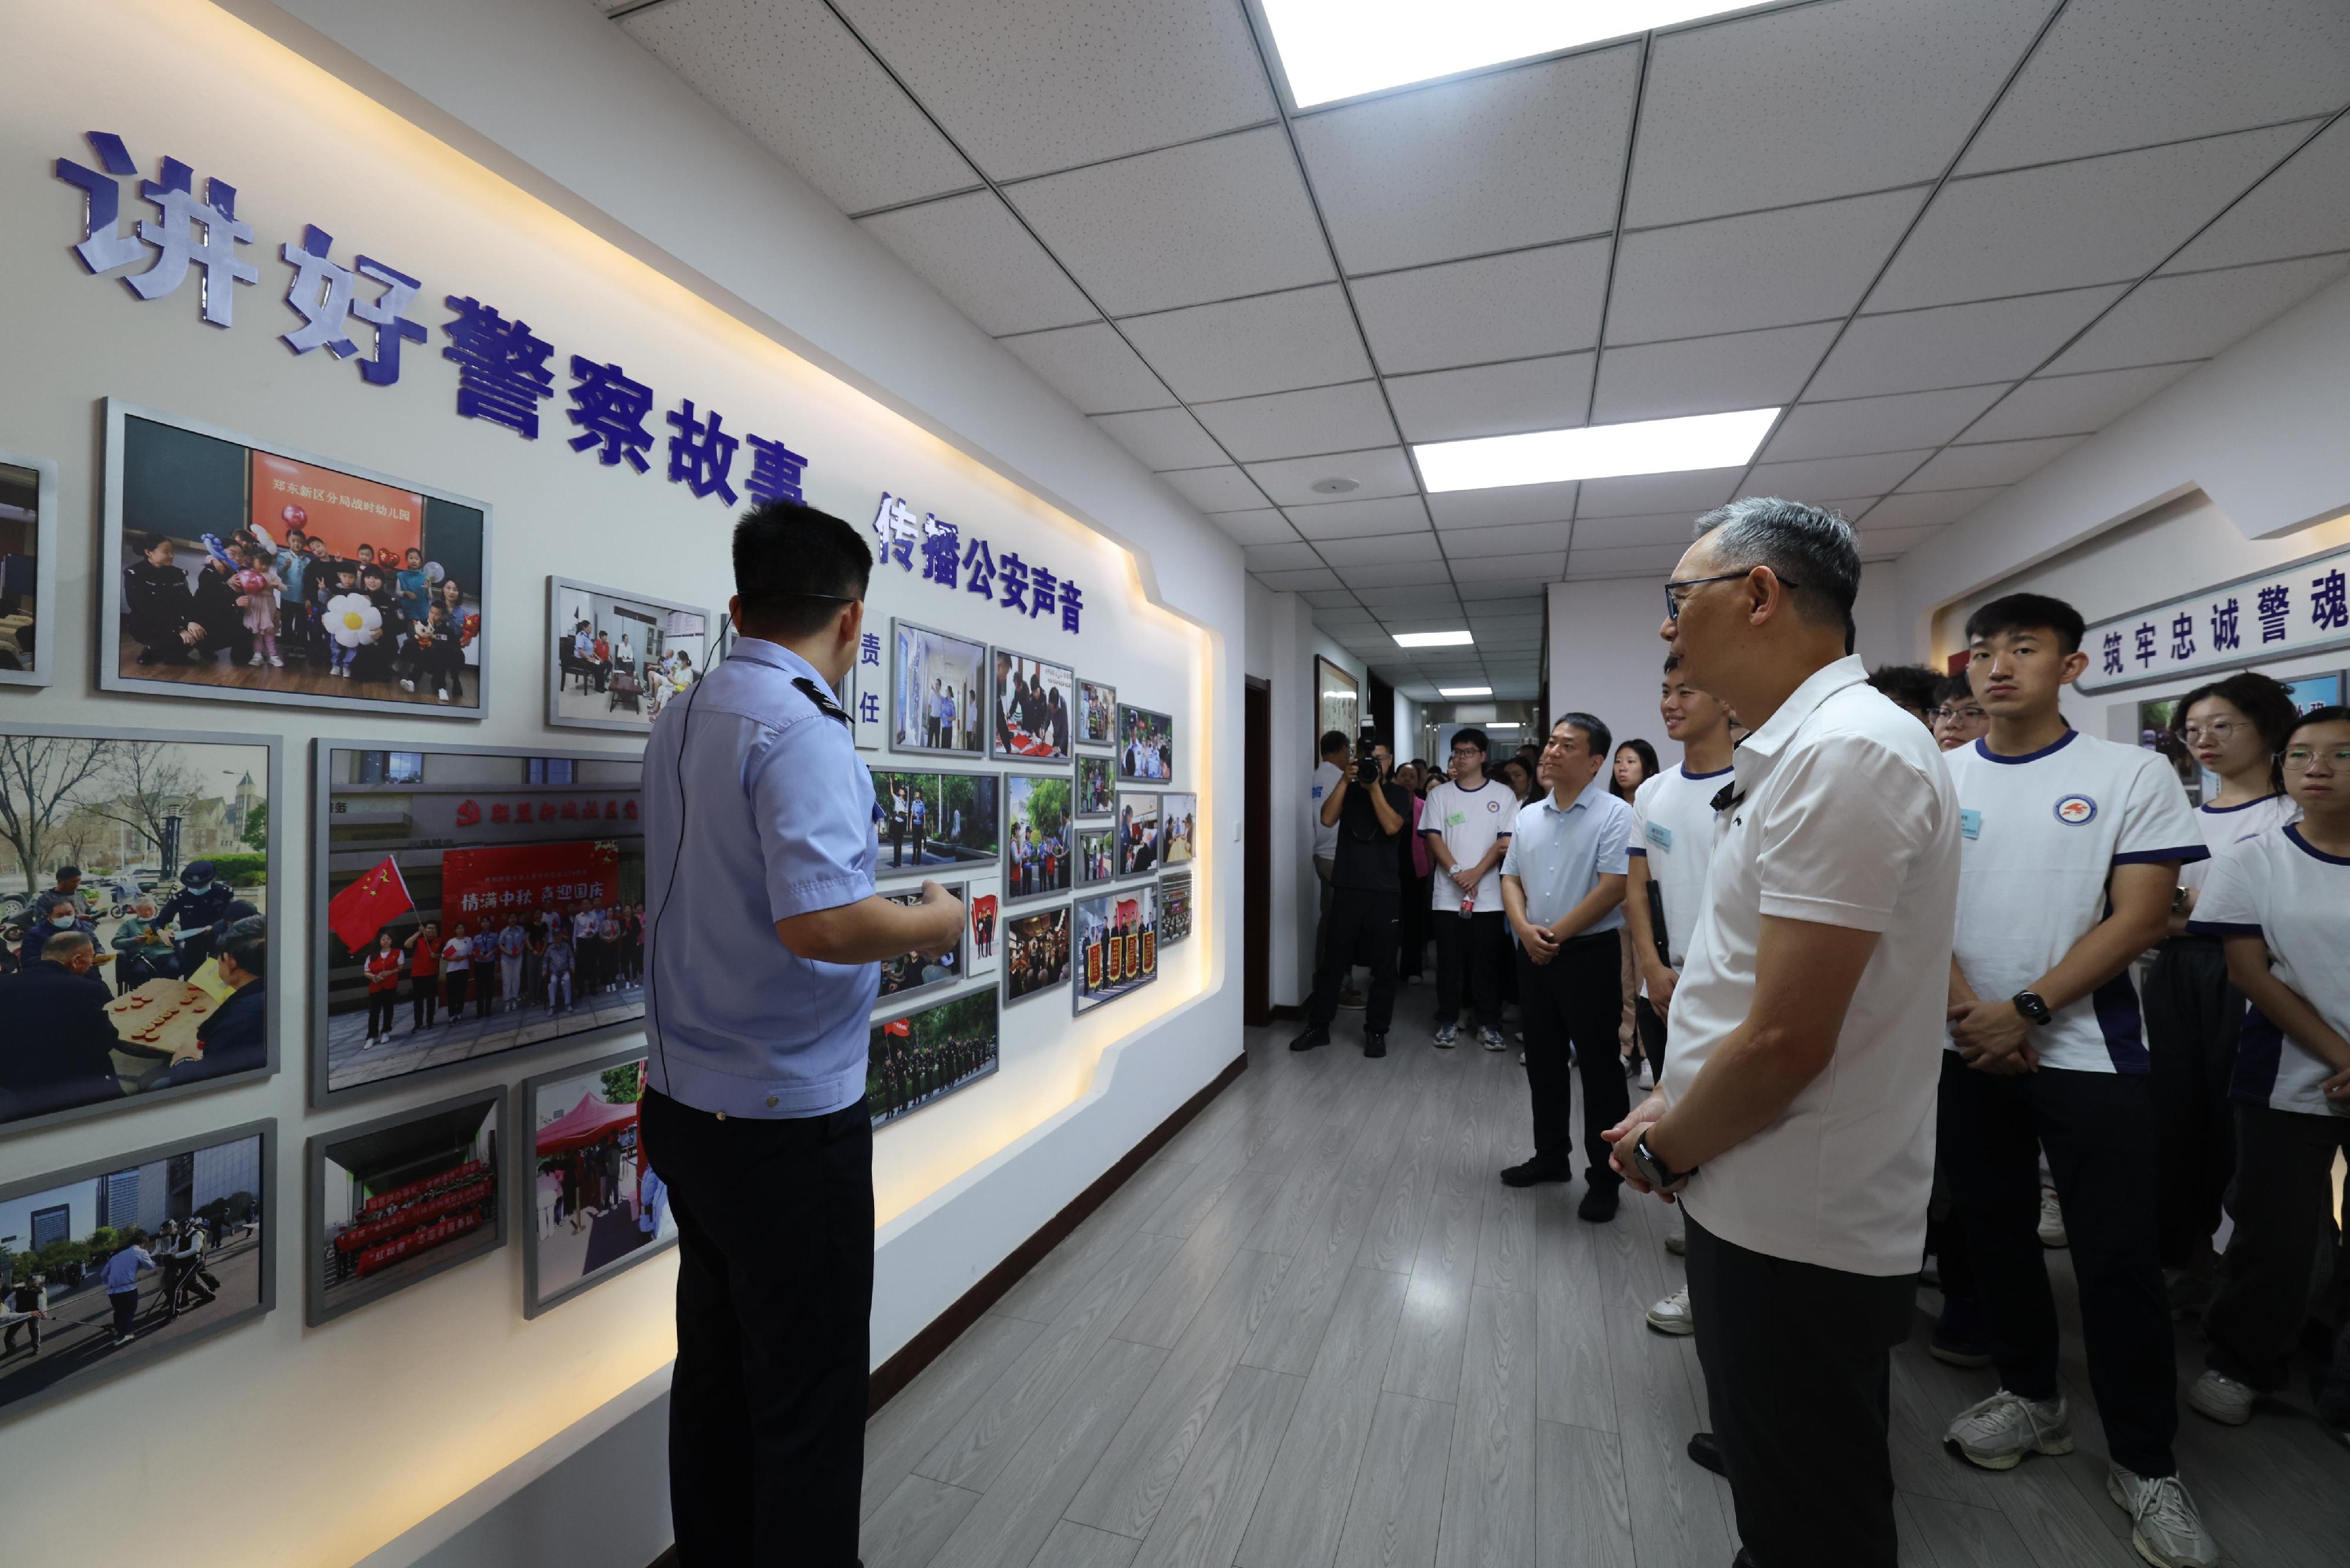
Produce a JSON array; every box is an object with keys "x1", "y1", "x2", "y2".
[
  {"x1": 2286, "y1": 822, "x2": 2350, "y2": 866},
  {"x1": 2201, "y1": 793, "x2": 2284, "y2": 815},
  {"x1": 1973, "y1": 728, "x2": 2079, "y2": 765}
]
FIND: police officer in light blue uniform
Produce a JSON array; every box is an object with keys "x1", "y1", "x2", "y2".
[{"x1": 640, "y1": 499, "x2": 962, "y2": 1568}]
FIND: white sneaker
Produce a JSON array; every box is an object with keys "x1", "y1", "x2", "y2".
[
  {"x1": 247, "y1": 652, "x2": 263, "y2": 666},
  {"x1": 1945, "y1": 1388, "x2": 2073, "y2": 1470},
  {"x1": 1479, "y1": 1026, "x2": 1506, "y2": 1052},
  {"x1": 400, "y1": 678, "x2": 415, "y2": 692},
  {"x1": 1646, "y1": 1285, "x2": 1694, "y2": 1337},
  {"x1": 1664, "y1": 1230, "x2": 1686, "y2": 1257},
  {"x1": 2186, "y1": 1369, "x2": 2254, "y2": 1426},
  {"x1": 268, "y1": 655, "x2": 284, "y2": 667},
  {"x1": 2106, "y1": 1466, "x2": 2220, "y2": 1567},
  {"x1": 2037, "y1": 1188, "x2": 2067, "y2": 1248}
]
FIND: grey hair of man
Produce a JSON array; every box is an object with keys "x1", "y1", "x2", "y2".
[
  {"x1": 41, "y1": 928, "x2": 96, "y2": 963},
  {"x1": 1692, "y1": 496, "x2": 1861, "y2": 643}
]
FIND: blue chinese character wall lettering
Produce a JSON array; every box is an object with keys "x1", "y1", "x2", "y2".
[
  {"x1": 2168, "y1": 610, "x2": 2195, "y2": 663},
  {"x1": 871, "y1": 493, "x2": 911, "y2": 562},
  {"x1": 859, "y1": 691, "x2": 881, "y2": 724},
  {"x1": 2133, "y1": 622, "x2": 2156, "y2": 666},
  {"x1": 964, "y1": 538, "x2": 996, "y2": 598},
  {"x1": 2257, "y1": 583, "x2": 2291, "y2": 643},
  {"x1": 860, "y1": 632, "x2": 882, "y2": 669},
  {"x1": 743, "y1": 434, "x2": 808, "y2": 505},
  {"x1": 665, "y1": 398, "x2": 739, "y2": 503},
  {"x1": 442, "y1": 297, "x2": 555, "y2": 438},
  {"x1": 279, "y1": 226, "x2": 424, "y2": 385},
  {"x1": 56, "y1": 135, "x2": 257, "y2": 327},
  {"x1": 54, "y1": 130, "x2": 145, "y2": 273},
  {"x1": 998, "y1": 551, "x2": 1030, "y2": 614},
  {"x1": 350, "y1": 258, "x2": 427, "y2": 387},
  {"x1": 2314, "y1": 569, "x2": 2348, "y2": 632},
  {"x1": 2100, "y1": 630, "x2": 2123, "y2": 677},
  {"x1": 1060, "y1": 579, "x2": 1084, "y2": 635},
  {"x1": 2210, "y1": 596, "x2": 2240, "y2": 653},
  {"x1": 566, "y1": 357, "x2": 655, "y2": 472},
  {"x1": 921, "y1": 515, "x2": 959, "y2": 585},
  {"x1": 1029, "y1": 561, "x2": 1059, "y2": 619}
]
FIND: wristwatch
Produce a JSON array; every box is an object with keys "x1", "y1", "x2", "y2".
[
  {"x1": 2012, "y1": 991, "x2": 2053, "y2": 1025},
  {"x1": 1631, "y1": 1130, "x2": 1697, "y2": 1191}
]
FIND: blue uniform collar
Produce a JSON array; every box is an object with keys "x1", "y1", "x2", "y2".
[{"x1": 726, "y1": 636, "x2": 842, "y2": 706}]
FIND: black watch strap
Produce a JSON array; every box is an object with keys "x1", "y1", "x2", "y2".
[{"x1": 2012, "y1": 990, "x2": 2052, "y2": 1025}]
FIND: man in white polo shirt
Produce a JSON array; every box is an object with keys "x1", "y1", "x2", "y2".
[
  {"x1": 1938, "y1": 592, "x2": 2220, "y2": 1568},
  {"x1": 1606, "y1": 498, "x2": 1958, "y2": 1568},
  {"x1": 1423, "y1": 726, "x2": 1515, "y2": 1049}
]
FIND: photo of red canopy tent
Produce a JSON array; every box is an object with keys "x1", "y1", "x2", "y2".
[
  {"x1": 535, "y1": 1089, "x2": 637, "y2": 1156},
  {"x1": 531, "y1": 1072, "x2": 653, "y2": 1293}
]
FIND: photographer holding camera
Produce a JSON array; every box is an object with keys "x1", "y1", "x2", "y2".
[{"x1": 1292, "y1": 728, "x2": 1412, "y2": 1058}]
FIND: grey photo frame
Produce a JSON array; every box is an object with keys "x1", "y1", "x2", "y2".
[
  {"x1": 1114, "y1": 702, "x2": 1175, "y2": 784},
  {"x1": 868, "y1": 982, "x2": 1001, "y2": 1130},
  {"x1": 988, "y1": 643, "x2": 1076, "y2": 763},
  {"x1": 1116, "y1": 789, "x2": 1163, "y2": 879},
  {"x1": 871, "y1": 765, "x2": 1004, "y2": 882},
  {"x1": 0, "y1": 446, "x2": 59, "y2": 687},
  {"x1": 1077, "y1": 679, "x2": 1117, "y2": 750},
  {"x1": 515, "y1": 1047, "x2": 674, "y2": 1319},
  {"x1": 308, "y1": 737, "x2": 649, "y2": 1110},
  {"x1": 0, "y1": 720, "x2": 284, "y2": 1142},
  {"x1": 876, "y1": 876, "x2": 972, "y2": 1009},
  {"x1": 1072, "y1": 882, "x2": 1159, "y2": 1018},
  {"x1": 1075, "y1": 822, "x2": 1118, "y2": 888},
  {"x1": 306, "y1": 1086, "x2": 507, "y2": 1327},
  {"x1": 1001, "y1": 902, "x2": 1072, "y2": 1010},
  {"x1": 543, "y1": 576, "x2": 713, "y2": 736},
  {"x1": 99, "y1": 398, "x2": 494, "y2": 720},
  {"x1": 1160, "y1": 871, "x2": 1194, "y2": 946},
  {"x1": 1076, "y1": 753, "x2": 1116, "y2": 819},
  {"x1": 888, "y1": 616, "x2": 988, "y2": 760},
  {"x1": 0, "y1": 1119, "x2": 277, "y2": 1426},
  {"x1": 1160, "y1": 791, "x2": 1199, "y2": 869},
  {"x1": 1001, "y1": 771, "x2": 1075, "y2": 907}
]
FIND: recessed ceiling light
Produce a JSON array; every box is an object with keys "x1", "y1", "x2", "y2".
[
  {"x1": 1414, "y1": 408, "x2": 1779, "y2": 493},
  {"x1": 1394, "y1": 629, "x2": 1473, "y2": 647},
  {"x1": 1310, "y1": 477, "x2": 1359, "y2": 494},
  {"x1": 1487, "y1": 721, "x2": 1521, "y2": 731},
  {"x1": 1261, "y1": 0, "x2": 1772, "y2": 108},
  {"x1": 1437, "y1": 685, "x2": 1492, "y2": 697}
]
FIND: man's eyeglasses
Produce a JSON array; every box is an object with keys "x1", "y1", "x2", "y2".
[
  {"x1": 1933, "y1": 706, "x2": 1988, "y2": 725},
  {"x1": 1664, "y1": 570, "x2": 1800, "y2": 623},
  {"x1": 2282, "y1": 745, "x2": 2350, "y2": 771}
]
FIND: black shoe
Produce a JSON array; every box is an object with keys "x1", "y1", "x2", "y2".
[
  {"x1": 1731, "y1": 1552, "x2": 1758, "y2": 1568},
  {"x1": 1499, "y1": 1159, "x2": 1569, "y2": 1188},
  {"x1": 1577, "y1": 1185, "x2": 1620, "y2": 1223},
  {"x1": 1363, "y1": 1032, "x2": 1387, "y2": 1058},
  {"x1": 1688, "y1": 1431, "x2": 1726, "y2": 1477},
  {"x1": 1289, "y1": 1025, "x2": 1331, "y2": 1052}
]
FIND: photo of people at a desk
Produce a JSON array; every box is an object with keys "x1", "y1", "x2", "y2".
[
  {"x1": 549, "y1": 579, "x2": 707, "y2": 733},
  {"x1": 991, "y1": 648, "x2": 1073, "y2": 762}
]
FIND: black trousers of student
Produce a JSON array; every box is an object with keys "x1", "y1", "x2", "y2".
[
  {"x1": 366, "y1": 990, "x2": 397, "y2": 1036},
  {"x1": 643, "y1": 1090, "x2": 873, "y2": 1567},
  {"x1": 1939, "y1": 1056, "x2": 2177, "y2": 1476},
  {"x1": 1687, "y1": 1212, "x2": 1913, "y2": 1568},
  {"x1": 1433, "y1": 908, "x2": 1506, "y2": 1030},
  {"x1": 410, "y1": 980, "x2": 437, "y2": 1030},
  {"x1": 1515, "y1": 932, "x2": 1624, "y2": 1180},
  {"x1": 2204, "y1": 1102, "x2": 2350, "y2": 1396},
  {"x1": 1633, "y1": 993, "x2": 1667, "y2": 1084},
  {"x1": 443, "y1": 968, "x2": 469, "y2": 1020},
  {"x1": 1307, "y1": 888, "x2": 1398, "y2": 1036},
  {"x1": 2143, "y1": 936, "x2": 2244, "y2": 1268}
]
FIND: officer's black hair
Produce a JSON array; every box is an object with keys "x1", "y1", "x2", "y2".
[{"x1": 732, "y1": 499, "x2": 872, "y2": 640}]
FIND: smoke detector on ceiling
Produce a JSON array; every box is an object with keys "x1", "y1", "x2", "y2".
[{"x1": 1309, "y1": 477, "x2": 1359, "y2": 495}]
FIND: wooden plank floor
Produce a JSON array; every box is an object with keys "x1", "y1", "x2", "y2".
[{"x1": 866, "y1": 1022, "x2": 2350, "y2": 1568}]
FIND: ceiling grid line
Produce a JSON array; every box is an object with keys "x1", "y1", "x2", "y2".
[{"x1": 1567, "y1": 29, "x2": 1656, "y2": 579}]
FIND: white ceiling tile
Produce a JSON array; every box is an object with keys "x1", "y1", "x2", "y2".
[
  {"x1": 1301, "y1": 590, "x2": 1362, "y2": 609},
  {"x1": 1286, "y1": 495, "x2": 1429, "y2": 539},
  {"x1": 1808, "y1": 285, "x2": 2126, "y2": 399},
  {"x1": 1088, "y1": 407, "x2": 1226, "y2": 471},
  {"x1": 1627, "y1": 0, "x2": 2050, "y2": 227},
  {"x1": 1344, "y1": 563, "x2": 1453, "y2": 590},
  {"x1": 1565, "y1": 543, "x2": 1688, "y2": 577},
  {"x1": 1765, "y1": 384, "x2": 2009, "y2": 462},
  {"x1": 1818, "y1": 496, "x2": 1886, "y2": 523},
  {"x1": 1569, "y1": 512, "x2": 1700, "y2": 550},
  {"x1": 1119, "y1": 284, "x2": 1373, "y2": 402},
  {"x1": 857, "y1": 191, "x2": 1093, "y2": 334},
  {"x1": 1856, "y1": 524, "x2": 1950, "y2": 559},
  {"x1": 1355, "y1": 585, "x2": 1461, "y2": 609},
  {"x1": 1610, "y1": 189, "x2": 1925, "y2": 344},
  {"x1": 1294, "y1": 46, "x2": 1640, "y2": 274},
  {"x1": 621, "y1": 0, "x2": 978, "y2": 213},
  {"x1": 1252, "y1": 566, "x2": 1344, "y2": 592},
  {"x1": 2167, "y1": 116, "x2": 2350, "y2": 273},
  {"x1": 1191, "y1": 382, "x2": 1397, "y2": 462},
  {"x1": 1353, "y1": 241, "x2": 1610, "y2": 375},
  {"x1": 1576, "y1": 468, "x2": 1744, "y2": 519},
  {"x1": 1383, "y1": 354, "x2": 1594, "y2": 442},
  {"x1": 830, "y1": 0, "x2": 1274, "y2": 182},
  {"x1": 1956, "y1": 0, "x2": 2350, "y2": 175},
  {"x1": 1157, "y1": 464, "x2": 1264, "y2": 512},
  {"x1": 1749, "y1": 449, "x2": 1934, "y2": 501},
  {"x1": 1243, "y1": 541, "x2": 1323, "y2": 572},
  {"x1": 1425, "y1": 480, "x2": 1580, "y2": 532},
  {"x1": 1315, "y1": 531, "x2": 1443, "y2": 568},
  {"x1": 2044, "y1": 254, "x2": 2350, "y2": 375},
  {"x1": 1440, "y1": 521, "x2": 1575, "y2": 558},
  {"x1": 999, "y1": 321, "x2": 1171, "y2": 412},
  {"x1": 1458, "y1": 583, "x2": 1549, "y2": 603},
  {"x1": 1244, "y1": 447, "x2": 1419, "y2": 507},
  {"x1": 1906, "y1": 436, "x2": 2084, "y2": 491},
  {"x1": 1862, "y1": 487, "x2": 2007, "y2": 529},
  {"x1": 1449, "y1": 551, "x2": 1565, "y2": 584},
  {"x1": 1590, "y1": 321, "x2": 1838, "y2": 423},
  {"x1": 1964, "y1": 362, "x2": 2201, "y2": 444},
  {"x1": 1869, "y1": 126, "x2": 2309, "y2": 313},
  {"x1": 1208, "y1": 508, "x2": 1300, "y2": 546},
  {"x1": 1004, "y1": 126, "x2": 1332, "y2": 315}
]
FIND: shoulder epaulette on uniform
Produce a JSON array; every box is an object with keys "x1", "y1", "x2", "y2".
[{"x1": 793, "y1": 676, "x2": 852, "y2": 728}]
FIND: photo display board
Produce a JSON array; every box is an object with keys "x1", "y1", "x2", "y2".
[
  {"x1": 1074, "y1": 884, "x2": 1157, "y2": 1016},
  {"x1": 1003, "y1": 773, "x2": 1073, "y2": 904},
  {"x1": 869, "y1": 986, "x2": 999, "y2": 1129},
  {"x1": 871, "y1": 768, "x2": 1000, "y2": 878},
  {"x1": 990, "y1": 646, "x2": 1074, "y2": 763},
  {"x1": 1115, "y1": 703, "x2": 1174, "y2": 783},
  {"x1": 518, "y1": 1050, "x2": 674, "y2": 1318},
  {"x1": 307, "y1": 1089, "x2": 505, "y2": 1324},
  {"x1": 0, "y1": 447, "x2": 58, "y2": 687},
  {"x1": 545, "y1": 576, "x2": 710, "y2": 736},
  {"x1": 1003, "y1": 904, "x2": 1071, "y2": 1008}
]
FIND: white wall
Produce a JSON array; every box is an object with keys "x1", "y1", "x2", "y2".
[{"x1": 1244, "y1": 580, "x2": 1316, "y2": 1008}]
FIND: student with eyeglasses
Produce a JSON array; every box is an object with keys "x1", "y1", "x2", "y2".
[
  {"x1": 1931, "y1": 675, "x2": 1990, "y2": 751},
  {"x1": 2180, "y1": 705, "x2": 2350, "y2": 1443}
]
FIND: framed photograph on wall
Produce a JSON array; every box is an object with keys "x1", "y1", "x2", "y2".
[
  {"x1": 871, "y1": 768, "x2": 1000, "y2": 878},
  {"x1": 1076, "y1": 754, "x2": 1115, "y2": 818},
  {"x1": 0, "y1": 722, "x2": 282, "y2": 1141},
  {"x1": 1003, "y1": 773, "x2": 1073, "y2": 905},
  {"x1": 869, "y1": 985, "x2": 999, "y2": 1129},
  {"x1": 1161, "y1": 871, "x2": 1194, "y2": 946},
  {"x1": 1116, "y1": 791, "x2": 1161, "y2": 878},
  {"x1": 1003, "y1": 904, "x2": 1071, "y2": 1008},
  {"x1": 518, "y1": 1049, "x2": 673, "y2": 1318},
  {"x1": 100, "y1": 399, "x2": 490, "y2": 718},
  {"x1": 545, "y1": 577, "x2": 710, "y2": 736},
  {"x1": 1077, "y1": 680, "x2": 1117, "y2": 749},
  {"x1": 0, "y1": 447, "x2": 58, "y2": 687},
  {"x1": 1315, "y1": 656, "x2": 1359, "y2": 755},
  {"x1": 1160, "y1": 793, "x2": 1198, "y2": 868},
  {"x1": 964, "y1": 875, "x2": 1002, "y2": 981},
  {"x1": 990, "y1": 646, "x2": 1075, "y2": 763},
  {"x1": 1115, "y1": 703, "x2": 1174, "y2": 783},
  {"x1": 311, "y1": 741, "x2": 646, "y2": 1107},
  {"x1": 1075, "y1": 824, "x2": 1117, "y2": 887},
  {"x1": 1074, "y1": 883, "x2": 1157, "y2": 1016},
  {"x1": 877, "y1": 878, "x2": 968, "y2": 1007},
  {"x1": 0, "y1": 1119, "x2": 274, "y2": 1425},
  {"x1": 306, "y1": 1089, "x2": 505, "y2": 1325},
  {"x1": 890, "y1": 619, "x2": 985, "y2": 758}
]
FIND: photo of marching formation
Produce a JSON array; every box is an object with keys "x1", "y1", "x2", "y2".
[
  {"x1": 316, "y1": 745, "x2": 646, "y2": 1102},
  {"x1": 878, "y1": 879, "x2": 966, "y2": 1006},
  {"x1": 1073, "y1": 884, "x2": 1157, "y2": 1016},
  {"x1": 990, "y1": 647, "x2": 1074, "y2": 762},
  {"x1": 521, "y1": 1053, "x2": 673, "y2": 1318},
  {"x1": 1002, "y1": 905, "x2": 1070, "y2": 1006},
  {"x1": 868, "y1": 987, "x2": 999, "y2": 1129},
  {"x1": 1116, "y1": 791, "x2": 1161, "y2": 878},
  {"x1": 1160, "y1": 872, "x2": 1193, "y2": 946},
  {"x1": 0, "y1": 449, "x2": 54, "y2": 686},
  {"x1": 1160, "y1": 793, "x2": 1198, "y2": 868},
  {"x1": 1076, "y1": 754, "x2": 1115, "y2": 818},
  {"x1": 103, "y1": 404, "x2": 487, "y2": 717},
  {"x1": 546, "y1": 577, "x2": 708, "y2": 736},
  {"x1": 872, "y1": 769, "x2": 1000, "y2": 875},
  {"x1": 1, "y1": 726, "x2": 277, "y2": 1135},
  {"x1": 308, "y1": 1092, "x2": 503, "y2": 1324},
  {"x1": 891, "y1": 619, "x2": 986, "y2": 757},
  {"x1": 1, "y1": 1123, "x2": 270, "y2": 1421},
  {"x1": 1076, "y1": 825, "x2": 1117, "y2": 887},
  {"x1": 1116, "y1": 704, "x2": 1174, "y2": 783},
  {"x1": 1003, "y1": 774, "x2": 1072, "y2": 904},
  {"x1": 1077, "y1": 680, "x2": 1116, "y2": 748}
]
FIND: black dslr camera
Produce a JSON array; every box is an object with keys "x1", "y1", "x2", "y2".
[{"x1": 1354, "y1": 724, "x2": 1383, "y2": 785}]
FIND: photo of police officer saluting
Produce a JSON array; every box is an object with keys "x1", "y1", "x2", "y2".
[{"x1": 639, "y1": 499, "x2": 962, "y2": 1568}]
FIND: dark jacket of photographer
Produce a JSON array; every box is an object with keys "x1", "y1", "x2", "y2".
[{"x1": 1322, "y1": 760, "x2": 1412, "y2": 895}]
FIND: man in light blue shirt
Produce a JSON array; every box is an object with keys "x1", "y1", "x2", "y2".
[
  {"x1": 101, "y1": 1230, "x2": 158, "y2": 1345},
  {"x1": 1499, "y1": 713, "x2": 1636, "y2": 1216},
  {"x1": 640, "y1": 500, "x2": 962, "y2": 1568}
]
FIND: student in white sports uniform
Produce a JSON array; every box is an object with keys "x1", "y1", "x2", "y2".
[
  {"x1": 1422, "y1": 726, "x2": 1516, "y2": 1050},
  {"x1": 2181, "y1": 704, "x2": 2350, "y2": 1442},
  {"x1": 1939, "y1": 593, "x2": 2220, "y2": 1568}
]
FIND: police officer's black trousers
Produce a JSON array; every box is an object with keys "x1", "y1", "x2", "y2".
[{"x1": 643, "y1": 1090, "x2": 873, "y2": 1567}]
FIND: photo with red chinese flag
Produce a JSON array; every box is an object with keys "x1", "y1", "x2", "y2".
[
  {"x1": 1073, "y1": 882, "x2": 1157, "y2": 1017},
  {"x1": 868, "y1": 987, "x2": 998, "y2": 1129}
]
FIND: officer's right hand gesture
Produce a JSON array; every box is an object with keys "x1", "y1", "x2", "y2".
[{"x1": 910, "y1": 881, "x2": 965, "y2": 961}]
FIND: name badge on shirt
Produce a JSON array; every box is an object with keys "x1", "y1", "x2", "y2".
[
  {"x1": 1446, "y1": 811, "x2": 1466, "y2": 828},
  {"x1": 1960, "y1": 808, "x2": 1982, "y2": 840},
  {"x1": 1646, "y1": 822, "x2": 1672, "y2": 851}
]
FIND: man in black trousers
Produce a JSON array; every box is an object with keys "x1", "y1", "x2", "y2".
[{"x1": 1291, "y1": 736, "x2": 1411, "y2": 1058}]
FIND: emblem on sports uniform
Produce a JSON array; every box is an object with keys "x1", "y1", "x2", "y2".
[{"x1": 2053, "y1": 793, "x2": 2097, "y2": 825}]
